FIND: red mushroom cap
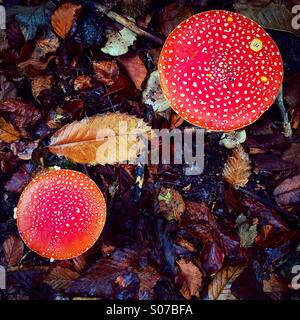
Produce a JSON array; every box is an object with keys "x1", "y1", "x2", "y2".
[
  {"x1": 158, "y1": 10, "x2": 283, "y2": 131},
  {"x1": 17, "y1": 169, "x2": 106, "y2": 260}
]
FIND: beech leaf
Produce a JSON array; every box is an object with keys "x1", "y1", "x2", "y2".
[
  {"x1": 48, "y1": 112, "x2": 153, "y2": 165},
  {"x1": 0, "y1": 117, "x2": 21, "y2": 143},
  {"x1": 31, "y1": 75, "x2": 53, "y2": 99},
  {"x1": 207, "y1": 265, "x2": 246, "y2": 300},
  {"x1": 223, "y1": 145, "x2": 251, "y2": 189},
  {"x1": 93, "y1": 60, "x2": 120, "y2": 85},
  {"x1": 43, "y1": 266, "x2": 80, "y2": 291},
  {"x1": 3, "y1": 236, "x2": 24, "y2": 267},
  {"x1": 273, "y1": 174, "x2": 300, "y2": 207}
]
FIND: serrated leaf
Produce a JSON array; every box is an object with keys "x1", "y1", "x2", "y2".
[
  {"x1": 207, "y1": 265, "x2": 246, "y2": 300},
  {"x1": 3, "y1": 236, "x2": 24, "y2": 267},
  {"x1": 0, "y1": 117, "x2": 21, "y2": 142},
  {"x1": 51, "y1": 2, "x2": 82, "y2": 38},
  {"x1": 234, "y1": 2, "x2": 300, "y2": 36},
  {"x1": 223, "y1": 145, "x2": 251, "y2": 189},
  {"x1": 43, "y1": 266, "x2": 80, "y2": 291},
  {"x1": 48, "y1": 112, "x2": 153, "y2": 165}
]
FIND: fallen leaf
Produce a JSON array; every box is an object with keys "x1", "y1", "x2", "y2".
[
  {"x1": 137, "y1": 266, "x2": 160, "y2": 300},
  {"x1": 3, "y1": 236, "x2": 24, "y2": 267},
  {"x1": 31, "y1": 75, "x2": 53, "y2": 99},
  {"x1": 0, "y1": 117, "x2": 21, "y2": 143},
  {"x1": 0, "y1": 75, "x2": 17, "y2": 101},
  {"x1": 43, "y1": 266, "x2": 80, "y2": 291},
  {"x1": 74, "y1": 75, "x2": 92, "y2": 91},
  {"x1": 234, "y1": 2, "x2": 300, "y2": 36},
  {"x1": 93, "y1": 60, "x2": 120, "y2": 85},
  {"x1": 101, "y1": 27, "x2": 137, "y2": 57},
  {"x1": 158, "y1": 187, "x2": 186, "y2": 221},
  {"x1": 273, "y1": 175, "x2": 300, "y2": 207},
  {"x1": 18, "y1": 32, "x2": 59, "y2": 73},
  {"x1": 282, "y1": 143, "x2": 300, "y2": 169},
  {"x1": 142, "y1": 70, "x2": 170, "y2": 113},
  {"x1": 118, "y1": 54, "x2": 147, "y2": 90},
  {"x1": 51, "y1": 2, "x2": 82, "y2": 38},
  {"x1": 263, "y1": 273, "x2": 288, "y2": 293},
  {"x1": 223, "y1": 145, "x2": 251, "y2": 189},
  {"x1": 120, "y1": 0, "x2": 152, "y2": 18},
  {"x1": 48, "y1": 112, "x2": 153, "y2": 165},
  {"x1": 253, "y1": 154, "x2": 295, "y2": 171},
  {"x1": 199, "y1": 241, "x2": 225, "y2": 275},
  {"x1": 207, "y1": 264, "x2": 246, "y2": 300},
  {"x1": 177, "y1": 259, "x2": 202, "y2": 299},
  {"x1": 236, "y1": 214, "x2": 258, "y2": 248},
  {"x1": 10, "y1": 140, "x2": 39, "y2": 161}
]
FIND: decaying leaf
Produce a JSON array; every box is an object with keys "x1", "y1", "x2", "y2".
[
  {"x1": 236, "y1": 214, "x2": 258, "y2": 248},
  {"x1": 43, "y1": 266, "x2": 80, "y2": 291},
  {"x1": 101, "y1": 27, "x2": 137, "y2": 57},
  {"x1": 282, "y1": 143, "x2": 300, "y2": 169},
  {"x1": 0, "y1": 117, "x2": 21, "y2": 143},
  {"x1": 223, "y1": 145, "x2": 251, "y2": 189},
  {"x1": 118, "y1": 54, "x2": 147, "y2": 90},
  {"x1": 51, "y1": 2, "x2": 82, "y2": 38},
  {"x1": 142, "y1": 70, "x2": 170, "y2": 113},
  {"x1": 74, "y1": 75, "x2": 92, "y2": 91},
  {"x1": 48, "y1": 112, "x2": 153, "y2": 165},
  {"x1": 234, "y1": 1, "x2": 300, "y2": 36},
  {"x1": 93, "y1": 60, "x2": 120, "y2": 85},
  {"x1": 158, "y1": 187, "x2": 186, "y2": 221},
  {"x1": 273, "y1": 174, "x2": 300, "y2": 207},
  {"x1": 207, "y1": 264, "x2": 246, "y2": 300},
  {"x1": 177, "y1": 259, "x2": 202, "y2": 299},
  {"x1": 18, "y1": 32, "x2": 59, "y2": 73},
  {"x1": 31, "y1": 75, "x2": 53, "y2": 99},
  {"x1": 3, "y1": 236, "x2": 24, "y2": 267}
]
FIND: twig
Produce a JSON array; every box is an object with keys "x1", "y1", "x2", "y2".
[
  {"x1": 93, "y1": 3, "x2": 164, "y2": 46},
  {"x1": 239, "y1": 186, "x2": 298, "y2": 227},
  {"x1": 277, "y1": 84, "x2": 292, "y2": 137}
]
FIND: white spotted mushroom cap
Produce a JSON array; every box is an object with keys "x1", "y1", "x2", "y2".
[
  {"x1": 17, "y1": 169, "x2": 106, "y2": 260},
  {"x1": 158, "y1": 10, "x2": 284, "y2": 131}
]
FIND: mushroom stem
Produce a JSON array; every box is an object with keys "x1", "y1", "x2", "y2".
[
  {"x1": 277, "y1": 85, "x2": 292, "y2": 137},
  {"x1": 239, "y1": 186, "x2": 298, "y2": 227},
  {"x1": 93, "y1": 3, "x2": 164, "y2": 46}
]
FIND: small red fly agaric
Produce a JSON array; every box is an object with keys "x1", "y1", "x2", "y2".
[
  {"x1": 158, "y1": 10, "x2": 283, "y2": 131},
  {"x1": 17, "y1": 169, "x2": 106, "y2": 260}
]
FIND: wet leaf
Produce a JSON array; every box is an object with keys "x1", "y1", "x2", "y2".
[
  {"x1": 223, "y1": 145, "x2": 251, "y2": 189},
  {"x1": 43, "y1": 266, "x2": 80, "y2": 291},
  {"x1": 101, "y1": 27, "x2": 137, "y2": 57},
  {"x1": 118, "y1": 54, "x2": 147, "y2": 90},
  {"x1": 48, "y1": 112, "x2": 153, "y2": 165},
  {"x1": 158, "y1": 187, "x2": 186, "y2": 221},
  {"x1": 93, "y1": 60, "x2": 120, "y2": 85},
  {"x1": 142, "y1": 70, "x2": 170, "y2": 113},
  {"x1": 274, "y1": 175, "x2": 300, "y2": 207},
  {"x1": 199, "y1": 241, "x2": 225, "y2": 275},
  {"x1": 3, "y1": 236, "x2": 24, "y2": 267},
  {"x1": 31, "y1": 75, "x2": 53, "y2": 99},
  {"x1": 177, "y1": 259, "x2": 202, "y2": 299},
  {"x1": 51, "y1": 2, "x2": 82, "y2": 39},
  {"x1": 0, "y1": 117, "x2": 21, "y2": 143},
  {"x1": 74, "y1": 75, "x2": 92, "y2": 91},
  {"x1": 207, "y1": 264, "x2": 246, "y2": 300},
  {"x1": 137, "y1": 266, "x2": 160, "y2": 300}
]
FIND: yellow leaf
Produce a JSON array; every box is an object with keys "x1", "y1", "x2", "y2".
[
  {"x1": 208, "y1": 265, "x2": 246, "y2": 300},
  {"x1": 223, "y1": 145, "x2": 251, "y2": 189},
  {"x1": 0, "y1": 117, "x2": 21, "y2": 142},
  {"x1": 48, "y1": 112, "x2": 153, "y2": 165}
]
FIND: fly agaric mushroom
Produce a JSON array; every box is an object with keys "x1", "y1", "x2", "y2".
[
  {"x1": 17, "y1": 169, "x2": 106, "y2": 260},
  {"x1": 158, "y1": 10, "x2": 283, "y2": 131}
]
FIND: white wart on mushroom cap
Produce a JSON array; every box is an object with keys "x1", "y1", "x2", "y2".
[
  {"x1": 17, "y1": 169, "x2": 106, "y2": 260},
  {"x1": 158, "y1": 10, "x2": 284, "y2": 131}
]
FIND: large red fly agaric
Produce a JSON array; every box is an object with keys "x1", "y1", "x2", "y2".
[
  {"x1": 158, "y1": 10, "x2": 283, "y2": 131},
  {"x1": 17, "y1": 169, "x2": 106, "y2": 260}
]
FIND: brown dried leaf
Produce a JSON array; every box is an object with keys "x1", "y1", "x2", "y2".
[
  {"x1": 93, "y1": 60, "x2": 119, "y2": 85},
  {"x1": 207, "y1": 265, "x2": 246, "y2": 300},
  {"x1": 44, "y1": 266, "x2": 80, "y2": 291},
  {"x1": 48, "y1": 112, "x2": 153, "y2": 165},
  {"x1": 0, "y1": 117, "x2": 21, "y2": 142},
  {"x1": 223, "y1": 145, "x2": 251, "y2": 189},
  {"x1": 3, "y1": 236, "x2": 24, "y2": 267},
  {"x1": 118, "y1": 54, "x2": 147, "y2": 90},
  {"x1": 51, "y1": 3, "x2": 82, "y2": 38},
  {"x1": 31, "y1": 75, "x2": 53, "y2": 99},
  {"x1": 158, "y1": 187, "x2": 186, "y2": 221},
  {"x1": 263, "y1": 273, "x2": 288, "y2": 293},
  {"x1": 137, "y1": 266, "x2": 160, "y2": 300},
  {"x1": 74, "y1": 75, "x2": 92, "y2": 91},
  {"x1": 273, "y1": 174, "x2": 300, "y2": 207},
  {"x1": 177, "y1": 259, "x2": 202, "y2": 299}
]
